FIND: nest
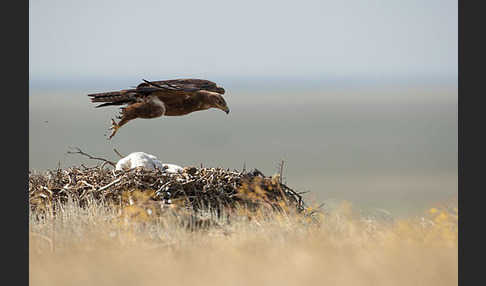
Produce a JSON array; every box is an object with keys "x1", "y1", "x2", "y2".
[{"x1": 29, "y1": 165, "x2": 309, "y2": 217}]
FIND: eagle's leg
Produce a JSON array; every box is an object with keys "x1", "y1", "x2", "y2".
[
  {"x1": 107, "y1": 98, "x2": 165, "y2": 139},
  {"x1": 107, "y1": 107, "x2": 137, "y2": 140}
]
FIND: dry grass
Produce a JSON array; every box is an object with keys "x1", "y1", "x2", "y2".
[{"x1": 29, "y1": 194, "x2": 457, "y2": 286}]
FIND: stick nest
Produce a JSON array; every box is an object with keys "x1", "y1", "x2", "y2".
[{"x1": 29, "y1": 165, "x2": 309, "y2": 216}]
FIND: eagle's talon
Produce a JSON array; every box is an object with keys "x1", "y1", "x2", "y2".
[{"x1": 108, "y1": 119, "x2": 120, "y2": 140}]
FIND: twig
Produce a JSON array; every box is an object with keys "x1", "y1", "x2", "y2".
[
  {"x1": 98, "y1": 178, "x2": 122, "y2": 192},
  {"x1": 79, "y1": 180, "x2": 95, "y2": 189},
  {"x1": 113, "y1": 148, "x2": 124, "y2": 158},
  {"x1": 100, "y1": 161, "x2": 111, "y2": 170},
  {"x1": 67, "y1": 147, "x2": 116, "y2": 167},
  {"x1": 278, "y1": 160, "x2": 285, "y2": 184}
]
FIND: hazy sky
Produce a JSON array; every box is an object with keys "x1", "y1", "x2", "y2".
[{"x1": 30, "y1": 0, "x2": 457, "y2": 81}]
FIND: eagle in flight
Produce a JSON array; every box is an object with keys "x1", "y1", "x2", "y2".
[{"x1": 87, "y1": 79, "x2": 229, "y2": 139}]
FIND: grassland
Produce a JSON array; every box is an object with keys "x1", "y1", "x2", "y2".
[{"x1": 29, "y1": 194, "x2": 457, "y2": 286}]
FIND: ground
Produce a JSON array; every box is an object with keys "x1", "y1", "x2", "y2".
[{"x1": 29, "y1": 191, "x2": 457, "y2": 286}]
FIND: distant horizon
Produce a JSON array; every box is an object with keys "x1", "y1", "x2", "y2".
[{"x1": 29, "y1": 74, "x2": 458, "y2": 91}]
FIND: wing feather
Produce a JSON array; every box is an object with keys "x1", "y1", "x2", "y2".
[{"x1": 137, "y1": 79, "x2": 220, "y2": 93}]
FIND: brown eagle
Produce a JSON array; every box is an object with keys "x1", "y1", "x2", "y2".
[{"x1": 88, "y1": 79, "x2": 229, "y2": 139}]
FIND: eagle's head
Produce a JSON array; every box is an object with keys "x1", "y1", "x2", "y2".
[{"x1": 205, "y1": 92, "x2": 230, "y2": 114}]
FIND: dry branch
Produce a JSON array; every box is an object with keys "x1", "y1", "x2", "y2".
[{"x1": 67, "y1": 147, "x2": 116, "y2": 167}]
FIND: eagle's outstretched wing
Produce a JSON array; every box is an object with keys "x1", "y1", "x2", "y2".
[{"x1": 136, "y1": 79, "x2": 224, "y2": 94}]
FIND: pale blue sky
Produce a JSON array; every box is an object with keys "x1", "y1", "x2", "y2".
[{"x1": 30, "y1": 0, "x2": 457, "y2": 82}]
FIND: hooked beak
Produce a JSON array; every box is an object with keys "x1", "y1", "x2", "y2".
[{"x1": 224, "y1": 107, "x2": 230, "y2": 114}]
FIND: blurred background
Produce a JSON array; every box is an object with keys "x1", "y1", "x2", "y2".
[{"x1": 29, "y1": 0, "x2": 457, "y2": 217}]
